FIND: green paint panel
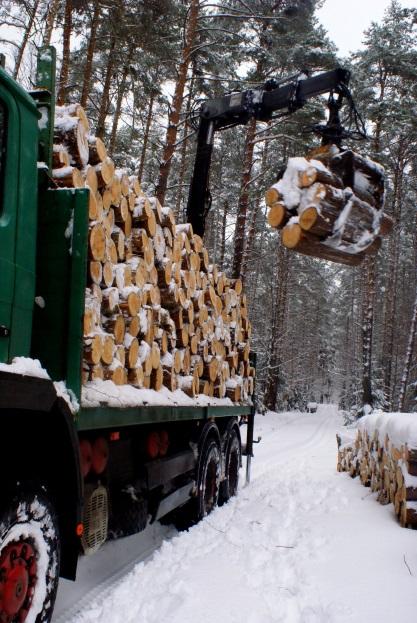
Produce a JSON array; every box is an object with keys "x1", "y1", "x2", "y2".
[
  {"x1": 0, "y1": 63, "x2": 39, "y2": 362},
  {"x1": 10, "y1": 98, "x2": 41, "y2": 359},
  {"x1": 76, "y1": 404, "x2": 252, "y2": 431},
  {"x1": 32, "y1": 188, "x2": 88, "y2": 400}
]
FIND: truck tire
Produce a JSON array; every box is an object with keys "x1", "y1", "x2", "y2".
[
  {"x1": 198, "y1": 439, "x2": 221, "y2": 518},
  {"x1": 0, "y1": 489, "x2": 60, "y2": 623},
  {"x1": 219, "y1": 428, "x2": 241, "y2": 505},
  {"x1": 173, "y1": 437, "x2": 221, "y2": 530}
]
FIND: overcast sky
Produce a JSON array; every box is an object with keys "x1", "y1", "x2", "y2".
[{"x1": 317, "y1": 0, "x2": 417, "y2": 57}]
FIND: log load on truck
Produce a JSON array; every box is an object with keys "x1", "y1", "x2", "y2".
[{"x1": 0, "y1": 46, "x2": 391, "y2": 623}]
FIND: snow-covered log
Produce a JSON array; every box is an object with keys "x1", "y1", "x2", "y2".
[
  {"x1": 265, "y1": 145, "x2": 392, "y2": 266},
  {"x1": 53, "y1": 104, "x2": 254, "y2": 405},
  {"x1": 337, "y1": 412, "x2": 417, "y2": 528}
]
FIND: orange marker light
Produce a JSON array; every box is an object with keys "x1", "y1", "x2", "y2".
[{"x1": 76, "y1": 523, "x2": 84, "y2": 537}]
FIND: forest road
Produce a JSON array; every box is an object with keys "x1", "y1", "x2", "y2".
[{"x1": 55, "y1": 406, "x2": 417, "y2": 623}]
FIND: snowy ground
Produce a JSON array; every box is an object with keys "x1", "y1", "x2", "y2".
[{"x1": 55, "y1": 405, "x2": 417, "y2": 623}]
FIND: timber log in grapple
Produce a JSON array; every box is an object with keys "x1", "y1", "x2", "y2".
[
  {"x1": 265, "y1": 146, "x2": 392, "y2": 266},
  {"x1": 0, "y1": 45, "x2": 388, "y2": 623}
]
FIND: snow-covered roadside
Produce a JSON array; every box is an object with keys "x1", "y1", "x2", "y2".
[{"x1": 63, "y1": 405, "x2": 417, "y2": 623}]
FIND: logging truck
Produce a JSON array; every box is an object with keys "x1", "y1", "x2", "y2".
[
  {"x1": 0, "y1": 47, "x2": 257, "y2": 623},
  {"x1": 0, "y1": 45, "x2": 388, "y2": 623}
]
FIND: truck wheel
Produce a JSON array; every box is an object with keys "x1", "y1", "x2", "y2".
[
  {"x1": 198, "y1": 439, "x2": 221, "y2": 519},
  {"x1": 219, "y1": 428, "x2": 241, "y2": 505},
  {"x1": 0, "y1": 489, "x2": 60, "y2": 623},
  {"x1": 172, "y1": 437, "x2": 221, "y2": 530}
]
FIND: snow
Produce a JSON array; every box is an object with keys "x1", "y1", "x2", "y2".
[
  {"x1": 65, "y1": 213, "x2": 74, "y2": 241},
  {"x1": 54, "y1": 380, "x2": 80, "y2": 414},
  {"x1": 161, "y1": 352, "x2": 173, "y2": 367},
  {"x1": 139, "y1": 308, "x2": 148, "y2": 334},
  {"x1": 35, "y1": 295, "x2": 46, "y2": 308},
  {"x1": 38, "y1": 106, "x2": 48, "y2": 130},
  {"x1": 357, "y1": 410, "x2": 417, "y2": 450},
  {"x1": 60, "y1": 405, "x2": 417, "y2": 623},
  {"x1": 273, "y1": 157, "x2": 325, "y2": 209},
  {"x1": 0, "y1": 356, "x2": 50, "y2": 379},
  {"x1": 39, "y1": 49, "x2": 52, "y2": 62},
  {"x1": 53, "y1": 165, "x2": 73, "y2": 179},
  {"x1": 153, "y1": 224, "x2": 166, "y2": 262},
  {"x1": 81, "y1": 380, "x2": 234, "y2": 408},
  {"x1": 0, "y1": 357, "x2": 80, "y2": 412},
  {"x1": 54, "y1": 115, "x2": 78, "y2": 133}
]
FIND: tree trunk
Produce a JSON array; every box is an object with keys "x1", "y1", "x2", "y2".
[
  {"x1": 174, "y1": 71, "x2": 195, "y2": 220},
  {"x1": 264, "y1": 242, "x2": 288, "y2": 411},
  {"x1": 397, "y1": 280, "x2": 417, "y2": 411},
  {"x1": 219, "y1": 200, "x2": 228, "y2": 270},
  {"x1": 14, "y1": 0, "x2": 41, "y2": 79},
  {"x1": 231, "y1": 117, "x2": 257, "y2": 279},
  {"x1": 109, "y1": 45, "x2": 134, "y2": 155},
  {"x1": 96, "y1": 33, "x2": 117, "y2": 139},
  {"x1": 80, "y1": 0, "x2": 101, "y2": 109},
  {"x1": 57, "y1": 0, "x2": 73, "y2": 105},
  {"x1": 241, "y1": 137, "x2": 269, "y2": 283},
  {"x1": 382, "y1": 158, "x2": 404, "y2": 407},
  {"x1": 43, "y1": 0, "x2": 61, "y2": 46},
  {"x1": 138, "y1": 90, "x2": 155, "y2": 183},
  {"x1": 155, "y1": 0, "x2": 200, "y2": 205},
  {"x1": 361, "y1": 255, "x2": 376, "y2": 408}
]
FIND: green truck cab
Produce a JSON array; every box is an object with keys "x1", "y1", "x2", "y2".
[
  {"x1": 0, "y1": 48, "x2": 253, "y2": 623},
  {"x1": 0, "y1": 54, "x2": 39, "y2": 361}
]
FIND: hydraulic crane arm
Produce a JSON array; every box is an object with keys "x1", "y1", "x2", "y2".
[{"x1": 186, "y1": 68, "x2": 351, "y2": 237}]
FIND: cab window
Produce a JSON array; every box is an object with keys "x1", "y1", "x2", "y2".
[{"x1": 0, "y1": 100, "x2": 6, "y2": 214}]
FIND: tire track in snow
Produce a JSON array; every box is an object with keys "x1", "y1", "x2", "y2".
[
  {"x1": 252, "y1": 407, "x2": 336, "y2": 482},
  {"x1": 53, "y1": 523, "x2": 176, "y2": 623}
]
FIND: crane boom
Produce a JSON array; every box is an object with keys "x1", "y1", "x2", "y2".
[{"x1": 186, "y1": 68, "x2": 351, "y2": 237}]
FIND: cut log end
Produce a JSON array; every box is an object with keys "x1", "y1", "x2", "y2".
[{"x1": 267, "y1": 203, "x2": 289, "y2": 229}]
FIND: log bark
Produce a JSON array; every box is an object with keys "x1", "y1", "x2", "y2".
[{"x1": 281, "y1": 223, "x2": 368, "y2": 267}]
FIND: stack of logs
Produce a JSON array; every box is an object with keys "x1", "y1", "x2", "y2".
[
  {"x1": 337, "y1": 429, "x2": 417, "y2": 528},
  {"x1": 265, "y1": 145, "x2": 393, "y2": 266},
  {"x1": 52, "y1": 103, "x2": 254, "y2": 402}
]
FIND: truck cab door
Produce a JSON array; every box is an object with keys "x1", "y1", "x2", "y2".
[{"x1": 0, "y1": 91, "x2": 18, "y2": 362}]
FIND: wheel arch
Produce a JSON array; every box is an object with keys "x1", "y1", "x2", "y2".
[
  {"x1": 196, "y1": 421, "x2": 221, "y2": 462},
  {"x1": 0, "y1": 375, "x2": 83, "y2": 580}
]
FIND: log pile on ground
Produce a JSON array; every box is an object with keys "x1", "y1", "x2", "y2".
[
  {"x1": 52, "y1": 104, "x2": 254, "y2": 402},
  {"x1": 337, "y1": 412, "x2": 417, "y2": 528},
  {"x1": 265, "y1": 145, "x2": 393, "y2": 266}
]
